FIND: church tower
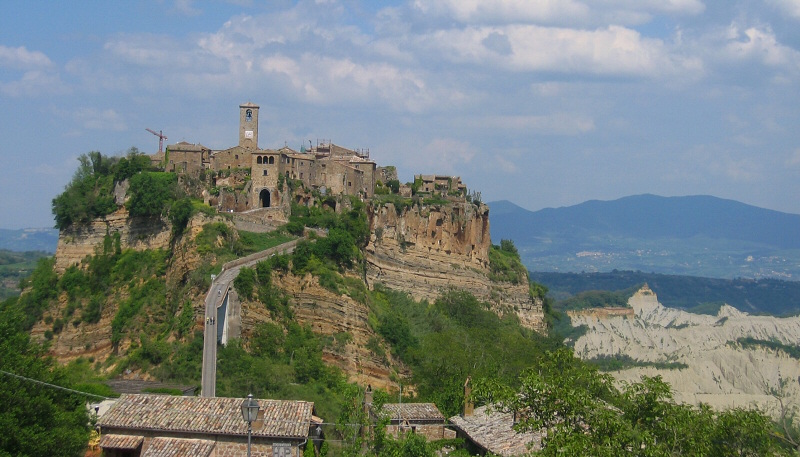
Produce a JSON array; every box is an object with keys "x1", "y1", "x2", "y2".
[{"x1": 239, "y1": 102, "x2": 259, "y2": 149}]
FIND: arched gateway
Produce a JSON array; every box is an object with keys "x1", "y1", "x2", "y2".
[{"x1": 259, "y1": 189, "x2": 271, "y2": 208}]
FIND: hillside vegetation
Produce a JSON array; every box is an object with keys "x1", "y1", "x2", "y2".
[
  {"x1": 0, "y1": 250, "x2": 50, "y2": 299},
  {"x1": 2, "y1": 150, "x2": 797, "y2": 455}
]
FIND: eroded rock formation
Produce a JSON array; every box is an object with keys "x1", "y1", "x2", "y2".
[
  {"x1": 365, "y1": 201, "x2": 545, "y2": 332},
  {"x1": 570, "y1": 285, "x2": 800, "y2": 419},
  {"x1": 54, "y1": 209, "x2": 171, "y2": 273}
]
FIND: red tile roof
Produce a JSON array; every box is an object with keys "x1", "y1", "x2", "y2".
[
  {"x1": 99, "y1": 433, "x2": 143, "y2": 450},
  {"x1": 142, "y1": 437, "x2": 215, "y2": 457},
  {"x1": 99, "y1": 394, "x2": 314, "y2": 439},
  {"x1": 449, "y1": 406, "x2": 541, "y2": 456},
  {"x1": 379, "y1": 403, "x2": 446, "y2": 422}
]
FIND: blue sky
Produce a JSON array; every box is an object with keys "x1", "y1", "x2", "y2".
[{"x1": 2, "y1": 0, "x2": 800, "y2": 229}]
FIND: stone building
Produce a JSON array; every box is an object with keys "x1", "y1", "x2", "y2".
[
  {"x1": 363, "y1": 386, "x2": 455, "y2": 442},
  {"x1": 377, "y1": 403, "x2": 456, "y2": 441},
  {"x1": 414, "y1": 174, "x2": 466, "y2": 197},
  {"x1": 161, "y1": 142, "x2": 211, "y2": 174},
  {"x1": 97, "y1": 393, "x2": 321, "y2": 457},
  {"x1": 447, "y1": 379, "x2": 541, "y2": 456},
  {"x1": 157, "y1": 102, "x2": 377, "y2": 215}
]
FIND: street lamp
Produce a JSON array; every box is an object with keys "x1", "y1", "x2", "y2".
[{"x1": 241, "y1": 393, "x2": 259, "y2": 457}]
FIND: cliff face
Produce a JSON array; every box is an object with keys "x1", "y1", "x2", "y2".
[
  {"x1": 54, "y1": 208, "x2": 171, "y2": 273},
  {"x1": 246, "y1": 273, "x2": 402, "y2": 390},
  {"x1": 365, "y1": 201, "x2": 545, "y2": 332},
  {"x1": 42, "y1": 196, "x2": 545, "y2": 386},
  {"x1": 570, "y1": 285, "x2": 800, "y2": 419},
  {"x1": 33, "y1": 214, "x2": 221, "y2": 366}
]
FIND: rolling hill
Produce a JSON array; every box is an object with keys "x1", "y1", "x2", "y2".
[{"x1": 489, "y1": 194, "x2": 800, "y2": 280}]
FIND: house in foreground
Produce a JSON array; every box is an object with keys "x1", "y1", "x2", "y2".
[
  {"x1": 449, "y1": 405, "x2": 541, "y2": 456},
  {"x1": 376, "y1": 403, "x2": 456, "y2": 441},
  {"x1": 363, "y1": 386, "x2": 455, "y2": 442},
  {"x1": 98, "y1": 394, "x2": 322, "y2": 457},
  {"x1": 447, "y1": 378, "x2": 541, "y2": 456}
]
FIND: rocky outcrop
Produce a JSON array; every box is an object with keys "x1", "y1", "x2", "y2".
[
  {"x1": 244, "y1": 272, "x2": 402, "y2": 390},
  {"x1": 54, "y1": 209, "x2": 171, "y2": 273},
  {"x1": 570, "y1": 285, "x2": 800, "y2": 419},
  {"x1": 365, "y1": 201, "x2": 545, "y2": 332},
  {"x1": 35, "y1": 213, "x2": 223, "y2": 365}
]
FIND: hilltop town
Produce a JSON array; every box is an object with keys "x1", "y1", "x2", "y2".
[
  {"x1": 3, "y1": 102, "x2": 789, "y2": 457},
  {"x1": 150, "y1": 101, "x2": 469, "y2": 221}
]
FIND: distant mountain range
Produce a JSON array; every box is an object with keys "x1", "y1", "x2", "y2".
[
  {"x1": 0, "y1": 228, "x2": 58, "y2": 253},
  {"x1": 489, "y1": 194, "x2": 800, "y2": 280}
]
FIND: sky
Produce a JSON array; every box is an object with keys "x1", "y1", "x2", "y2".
[{"x1": 2, "y1": 0, "x2": 800, "y2": 229}]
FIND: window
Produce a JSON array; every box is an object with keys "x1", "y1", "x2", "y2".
[
  {"x1": 300, "y1": 173, "x2": 303, "y2": 179},
  {"x1": 348, "y1": 181, "x2": 352, "y2": 187},
  {"x1": 263, "y1": 170, "x2": 268, "y2": 176},
  {"x1": 257, "y1": 156, "x2": 263, "y2": 164},
  {"x1": 268, "y1": 156, "x2": 274, "y2": 164},
  {"x1": 235, "y1": 154, "x2": 239, "y2": 160}
]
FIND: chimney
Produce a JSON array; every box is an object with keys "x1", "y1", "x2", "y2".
[
  {"x1": 362, "y1": 385, "x2": 373, "y2": 440},
  {"x1": 463, "y1": 377, "x2": 474, "y2": 417},
  {"x1": 364, "y1": 385, "x2": 373, "y2": 416}
]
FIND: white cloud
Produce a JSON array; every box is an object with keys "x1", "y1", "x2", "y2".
[
  {"x1": 603, "y1": 0, "x2": 705, "y2": 16},
  {"x1": 0, "y1": 45, "x2": 54, "y2": 70},
  {"x1": 421, "y1": 24, "x2": 702, "y2": 78},
  {"x1": 478, "y1": 114, "x2": 595, "y2": 135},
  {"x1": 720, "y1": 24, "x2": 800, "y2": 70},
  {"x1": 403, "y1": 138, "x2": 476, "y2": 173},
  {"x1": 412, "y1": 0, "x2": 704, "y2": 26},
  {"x1": 413, "y1": 0, "x2": 590, "y2": 24},
  {"x1": 788, "y1": 148, "x2": 800, "y2": 167},
  {"x1": 73, "y1": 108, "x2": 127, "y2": 131},
  {"x1": 171, "y1": 0, "x2": 202, "y2": 16},
  {"x1": 259, "y1": 54, "x2": 437, "y2": 112},
  {"x1": 767, "y1": 0, "x2": 800, "y2": 19},
  {"x1": 0, "y1": 70, "x2": 65, "y2": 97}
]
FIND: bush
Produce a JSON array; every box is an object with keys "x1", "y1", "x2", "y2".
[
  {"x1": 234, "y1": 267, "x2": 256, "y2": 300},
  {"x1": 488, "y1": 241, "x2": 527, "y2": 284},
  {"x1": 81, "y1": 295, "x2": 103, "y2": 324},
  {"x1": 169, "y1": 198, "x2": 194, "y2": 236},
  {"x1": 285, "y1": 221, "x2": 305, "y2": 236},
  {"x1": 52, "y1": 152, "x2": 118, "y2": 229},
  {"x1": 127, "y1": 172, "x2": 178, "y2": 217}
]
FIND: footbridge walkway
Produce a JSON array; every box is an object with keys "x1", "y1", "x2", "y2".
[{"x1": 200, "y1": 235, "x2": 312, "y2": 398}]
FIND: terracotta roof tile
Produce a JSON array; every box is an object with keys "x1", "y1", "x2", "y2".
[
  {"x1": 99, "y1": 433, "x2": 143, "y2": 450},
  {"x1": 449, "y1": 406, "x2": 541, "y2": 457},
  {"x1": 99, "y1": 394, "x2": 314, "y2": 439},
  {"x1": 379, "y1": 403, "x2": 445, "y2": 422},
  {"x1": 142, "y1": 437, "x2": 215, "y2": 457}
]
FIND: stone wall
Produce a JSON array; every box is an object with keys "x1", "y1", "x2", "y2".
[{"x1": 213, "y1": 146, "x2": 252, "y2": 171}]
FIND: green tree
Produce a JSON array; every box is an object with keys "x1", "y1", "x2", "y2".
[
  {"x1": 52, "y1": 152, "x2": 118, "y2": 229},
  {"x1": 473, "y1": 357, "x2": 786, "y2": 456},
  {"x1": 169, "y1": 198, "x2": 194, "y2": 236},
  {"x1": 0, "y1": 304, "x2": 91, "y2": 456},
  {"x1": 126, "y1": 172, "x2": 178, "y2": 217},
  {"x1": 234, "y1": 267, "x2": 256, "y2": 300}
]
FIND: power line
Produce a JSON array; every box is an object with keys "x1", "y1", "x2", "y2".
[{"x1": 0, "y1": 369, "x2": 111, "y2": 401}]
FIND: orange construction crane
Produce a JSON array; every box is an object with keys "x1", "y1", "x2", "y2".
[{"x1": 145, "y1": 128, "x2": 167, "y2": 154}]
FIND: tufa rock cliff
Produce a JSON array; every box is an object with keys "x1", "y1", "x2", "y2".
[
  {"x1": 365, "y1": 201, "x2": 545, "y2": 332},
  {"x1": 54, "y1": 208, "x2": 171, "y2": 273}
]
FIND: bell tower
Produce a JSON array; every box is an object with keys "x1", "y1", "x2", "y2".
[{"x1": 239, "y1": 102, "x2": 259, "y2": 149}]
